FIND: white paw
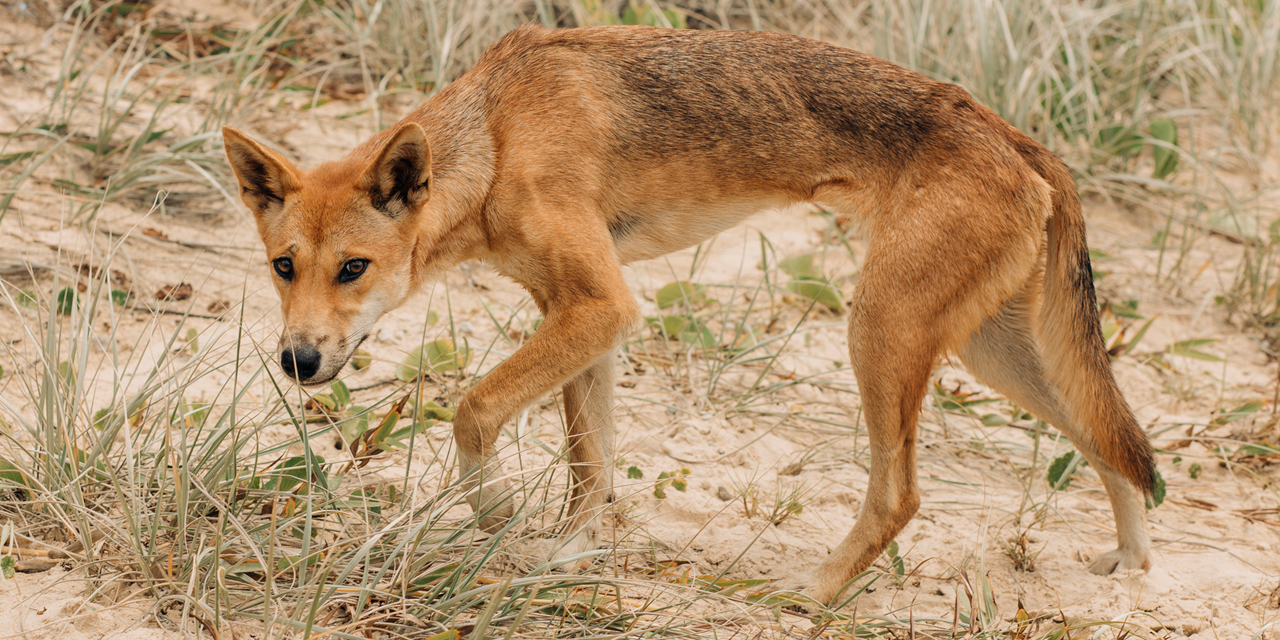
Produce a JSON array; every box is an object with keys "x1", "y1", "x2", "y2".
[
  {"x1": 474, "y1": 495, "x2": 516, "y2": 533},
  {"x1": 750, "y1": 572, "x2": 827, "y2": 612},
  {"x1": 505, "y1": 533, "x2": 603, "y2": 572},
  {"x1": 1088, "y1": 547, "x2": 1150, "y2": 575}
]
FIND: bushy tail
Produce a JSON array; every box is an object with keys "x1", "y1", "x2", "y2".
[{"x1": 1018, "y1": 147, "x2": 1155, "y2": 495}]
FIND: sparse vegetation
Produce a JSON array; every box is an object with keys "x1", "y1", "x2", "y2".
[{"x1": 1, "y1": 0, "x2": 1279, "y2": 638}]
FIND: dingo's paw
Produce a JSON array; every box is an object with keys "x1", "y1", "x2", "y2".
[
  {"x1": 545, "y1": 528, "x2": 601, "y2": 569},
  {"x1": 505, "y1": 533, "x2": 603, "y2": 572},
  {"x1": 1088, "y1": 547, "x2": 1150, "y2": 575},
  {"x1": 475, "y1": 498, "x2": 515, "y2": 534},
  {"x1": 749, "y1": 572, "x2": 827, "y2": 613}
]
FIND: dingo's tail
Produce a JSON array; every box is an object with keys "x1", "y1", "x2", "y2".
[{"x1": 1023, "y1": 147, "x2": 1155, "y2": 495}]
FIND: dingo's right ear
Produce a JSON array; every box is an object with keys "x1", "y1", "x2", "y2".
[
  {"x1": 358, "y1": 122, "x2": 432, "y2": 219},
  {"x1": 222, "y1": 127, "x2": 301, "y2": 221}
]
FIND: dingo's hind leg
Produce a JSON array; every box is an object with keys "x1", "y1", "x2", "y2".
[
  {"x1": 959, "y1": 288, "x2": 1151, "y2": 574},
  {"x1": 549, "y1": 349, "x2": 617, "y2": 564},
  {"x1": 796, "y1": 164, "x2": 1047, "y2": 605}
]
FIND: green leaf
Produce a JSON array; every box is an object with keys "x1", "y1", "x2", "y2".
[
  {"x1": 1097, "y1": 124, "x2": 1143, "y2": 157},
  {"x1": 655, "y1": 281, "x2": 708, "y2": 309},
  {"x1": 1147, "y1": 468, "x2": 1166, "y2": 509},
  {"x1": 787, "y1": 279, "x2": 844, "y2": 312},
  {"x1": 351, "y1": 488, "x2": 382, "y2": 515},
  {"x1": 652, "y1": 315, "x2": 718, "y2": 348},
  {"x1": 0, "y1": 458, "x2": 30, "y2": 492},
  {"x1": 408, "y1": 562, "x2": 462, "y2": 588},
  {"x1": 56, "y1": 361, "x2": 75, "y2": 388},
  {"x1": 1110, "y1": 299, "x2": 1143, "y2": 320},
  {"x1": 1123, "y1": 316, "x2": 1157, "y2": 355},
  {"x1": 142, "y1": 128, "x2": 170, "y2": 144},
  {"x1": 271, "y1": 456, "x2": 309, "y2": 493},
  {"x1": 426, "y1": 310, "x2": 440, "y2": 325},
  {"x1": 1047, "y1": 451, "x2": 1081, "y2": 490},
  {"x1": 778, "y1": 254, "x2": 823, "y2": 280},
  {"x1": 1211, "y1": 401, "x2": 1264, "y2": 426},
  {"x1": 0, "y1": 151, "x2": 36, "y2": 166},
  {"x1": 1188, "y1": 462, "x2": 1203, "y2": 479},
  {"x1": 92, "y1": 407, "x2": 114, "y2": 430},
  {"x1": 0, "y1": 554, "x2": 14, "y2": 579},
  {"x1": 16, "y1": 290, "x2": 37, "y2": 309},
  {"x1": 339, "y1": 412, "x2": 371, "y2": 443},
  {"x1": 270, "y1": 456, "x2": 326, "y2": 493},
  {"x1": 627, "y1": 466, "x2": 643, "y2": 479},
  {"x1": 679, "y1": 322, "x2": 717, "y2": 349},
  {"x1": 652, "y1": 315, "x2": 686, "y2": 339},
  {"x1": 311, "y1": 381, "x2": 351, "y2": 413},
  {"x1": 1168, "y1": 338, "x2": 1223, "y2": 362},
  {"x1": 396, "y1": 340, "x2": 471, "y2": 381},
  {"x1": 330, "y1": 381, "x2": 351, "y2": 410},
  {"x1": 1149, "y1": 118, "x2": 1179, "y2": 180},
  {"x1": 1233, "y1": 443, "x2": 1280, "y2": 457},
  {"x1": 349, "y1": 349, "x2": 372, "y2": 370},
  {"x1": 56, "y1": 287, "x2": 76, "y2": 315},
  {"x1": 413, "y1": 400, "x2": 455, "y2": 422},
  {"x1": 380, "y1": 418, "x2": 433, "y2": 451},
  {"x1": 620, "y1": 3, "x2": 683, "y2": 27},
  {"x1": 110, "y1": 289, "x2": 129, "y2": 306},
  {"x1": 980, "y1": 413, "x2": 1007, "y2": 426}
]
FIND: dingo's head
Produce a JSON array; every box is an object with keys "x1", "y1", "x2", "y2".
[{"x1": 223, "y1": 123, "x2": 431, "y2": 386}]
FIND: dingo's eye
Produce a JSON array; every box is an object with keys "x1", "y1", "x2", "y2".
[
  {"x1": 339, "y1": 259, "x2": 368, "y2": 283},
  {"x1": 273, "y1": 257, "x2": 293, "y2": 281}
]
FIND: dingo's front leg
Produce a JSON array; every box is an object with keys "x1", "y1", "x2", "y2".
[{"x1": 452, "y1": 246, "x2": 638, "y2": 535}]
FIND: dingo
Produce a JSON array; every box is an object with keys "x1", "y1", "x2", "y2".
[{"x1": 224, "y1": 24, "x2": 1154, "y2": 605}]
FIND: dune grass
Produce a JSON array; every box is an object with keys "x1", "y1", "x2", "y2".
[{"x1": 1, "y1": 0, "x2": 1278, "y2": 638}]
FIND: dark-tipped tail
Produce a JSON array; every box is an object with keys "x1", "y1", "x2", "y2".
[{"x1": 1024, "y1": 148, "x2": 1155, "y2": 495}]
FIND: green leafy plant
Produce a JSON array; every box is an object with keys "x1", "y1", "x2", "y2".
[
  {"x1": 884, "y1": 540, "x2": 905, "y2": 579},
  {"x1": 396, "y1": 339, "x2": 471, "y2": 381},
  {"x1": 56, "y1": 287, "x2": 76, "y2": 316},
  {"x1": 349, "y1": 349, "x2": 372, "y2": 370},
  {"x1": 648, "y1": 315, "x2": 717, "y2": 349},
  {"x1": 654, "y1": 281, "x2": 709, "y2": 309},
  {"x1": 1046, "y1": 450, "x2": 1084, "y2": 491},
  {"x1": 1149, "y1": 117, "x2": 1179, "y2": 180},
  {"x1": 778, "y1": 253, "x2": 844, "y2": 312},
  {"x1": 1168, "y1": 338, "x2": 1223, "y2": 362},
  {"x1": 310, "y1": 380, "x2": 352, "y2": 413},
  {"x1": 654, "y1": 468, "x2": 690, "y2": 499}
]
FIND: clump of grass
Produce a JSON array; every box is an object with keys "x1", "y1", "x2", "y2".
[
  {"x1": 3, "y1": 1, "x2": 1280, "y2": 638},
  {"x1": 0, "y1": 230, "x2": 788, "y2": 638}
]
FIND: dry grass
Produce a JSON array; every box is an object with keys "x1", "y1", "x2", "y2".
[{"x1": 0, "y1": 0, "x2": 1278, "y2": 638}]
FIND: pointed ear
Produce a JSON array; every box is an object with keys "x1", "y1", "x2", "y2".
[
  {"x1": 222, "y1": 126, "x2": 301, "y2": 221},
  {"x1": 359, "y1": 122, "x2": 432, "y2": 218}
]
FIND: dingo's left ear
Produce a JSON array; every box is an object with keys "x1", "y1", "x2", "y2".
[
  {"x1": 360, "y1": 122, "x2": 432, "y2": 218},
  {"x1": 222, "y1": 127, "x2": 302, "y2": 222}
]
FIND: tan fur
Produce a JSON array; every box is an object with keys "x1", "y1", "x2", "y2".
[{"x1": 224, "y1": 24, "x2": 1155, "y2": 605}]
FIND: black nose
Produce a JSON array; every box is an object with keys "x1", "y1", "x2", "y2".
[{"x1": 280, "y1": 346, "x2": 322, "y2": 381}]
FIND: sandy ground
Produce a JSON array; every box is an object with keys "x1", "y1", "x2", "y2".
[{"x1": 1, "y1": 7, "x2": 1279, "y2": 640}]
